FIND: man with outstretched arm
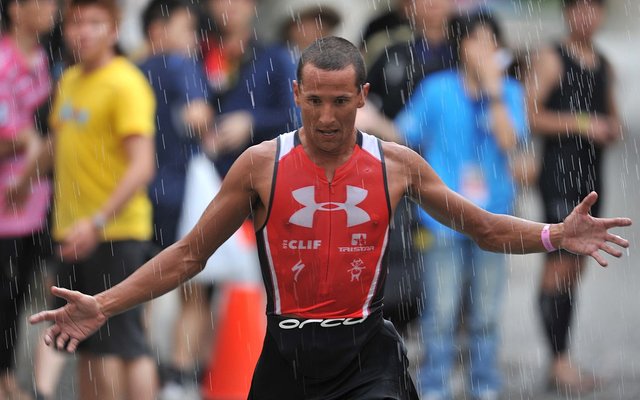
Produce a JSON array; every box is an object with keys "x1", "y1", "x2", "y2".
[{"x1": 30, "y1": 37, "x2": 631, "y2": 400}]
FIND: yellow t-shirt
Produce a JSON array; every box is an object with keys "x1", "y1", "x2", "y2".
[{"x1": 50, "y1": 57, "x2": 156, "y2": 242}]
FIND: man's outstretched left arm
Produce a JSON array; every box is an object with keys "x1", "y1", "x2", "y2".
[{"x1": 400, "y1": 146, "x2": 631, "y2": 265}]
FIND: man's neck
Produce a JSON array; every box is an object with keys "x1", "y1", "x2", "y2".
[
  {"x1": 10, "y1": 28, "x2": 39, "y2": 60},
  {"x1": 299, "y1": 128, "x2": 357, "y2": 182},
  {"x1": 418, "y1": 22, "x2": 447, "y2": 46},
  {"x1": 566, "y1": 36, "x2": 594, "y2": 51},
  {"x1": 461, "y1": 68, "x2": 482, "y2": 99},
  {"x1": 81, "y1": 50, "x2": 116, "y2": 74},
  {"x1": 148, "y1": 40, "x2": 166, "y2": 56}
]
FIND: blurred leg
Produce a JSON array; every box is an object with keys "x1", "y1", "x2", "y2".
[
  {"x1": 1, "y1": 237, "x2": 37, "y2": 400},
  {"x1": 0, "y1": 372, "x2": 31, "y2": 400},
  {"x1": 538, "y1": 252, "x2": 595, "y2": 392},
  {"x1": 172, "y1": 282, "x2": 213, "y2": 374},
  {"x1": 419, "y1": 239, "x2": 466, "y2": 400},
  {"x1": 124, "y1": 356, "x2": 158, "y2": 400},
  {"x1": 78, "y1": 355, "x2": 122, "y2": 400},
  {"x1": 33, "y1": 340, "x2": 66, "y2": 399},
  {"x1": 466, "y1": 248, "x2": 506, "y2": 399}
]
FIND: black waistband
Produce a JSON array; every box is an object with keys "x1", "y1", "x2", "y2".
[{"x1": 266, "y1": 312, "x2": 384, "y2": 379}]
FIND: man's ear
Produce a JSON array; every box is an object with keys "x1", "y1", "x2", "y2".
[
  {"x1": 358, "y1": 82, "x2": 370, "y2": 108},
  {"x1": 146, "y1": 21, "x2": 163, "y2": 45},
  {"x1": 293, "y1": 80, "x2": 301, "y2": 106}
]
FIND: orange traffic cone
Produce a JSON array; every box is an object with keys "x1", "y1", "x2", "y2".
[{"x1": 201, "y1": 283, "x2": 266, "y2": 399}]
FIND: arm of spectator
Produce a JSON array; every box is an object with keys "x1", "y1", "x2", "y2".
[
  {"x1": 30, "y1": 143, "x2": 263, "y2": 352},
  {"x1": 0, "y1": 90, "x2": 28, "y2": 158},
  {"x1": 0, "y1": 134, "x2": 28, "y2": 159},
  {"x1": 182, "y1": 99, "x2": 213, "y2": 140},
  {"x1": 58, "y1": 134, "x2": 155, "y2": 262},
  {"x1": 471, "y1": 42, "x2": 518, "y2": 151},
  {"x1": 4, "y1": 127, "x2": 45, "y2": 209},
  {"x1": 605, "y1": 61, "x2": 623, "y2": 142},
  {"x1": 525, "y1": 47, "x2": 570, "y2": 135},
  {"x1": 177, "y1": 58, "x2": 213, "y2": 141},
  {"x1": 525, "y1": 47, "x2": 612, "y2": 145},
  {"x1": 487, "y1": 93, "x2": 518, "y2": 151},
  {"x1": 355, "y1": 101, "x2": 401, "y2": 143},
  {"x1": 246, "y1": 48, "x2": 299, "y2": 144}
]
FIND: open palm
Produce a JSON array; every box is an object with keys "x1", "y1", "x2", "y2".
[
  {"x1": 560, "y1": 192, "x2": 631, "y2": 266},
  {"x1": 29, "y1": 286, "x2": 108, "y2": 352}
]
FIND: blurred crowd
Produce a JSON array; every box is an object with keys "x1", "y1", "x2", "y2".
[{"x1": 0, "y1": 0, "x2": 622, "y2": 399}]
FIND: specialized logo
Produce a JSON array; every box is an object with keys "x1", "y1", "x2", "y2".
[
  {"x1": 278, "y1": 316, "x2": 367, "y2": 329},
  {"x1": 291, "y1": 260, "x2": 305, "y2": 282},
  {"x1": 282, "y1": 239, "x2": 322, "y2": 250},
  {"x1": 338, "y1": 233, "x2": 375, "y2": 253},
  {"x1": 348, "y1": 258, "x2": 366, "y2": 282},
  {"x1": 289, "y1": 186, "x2": 370, "y2": 228}
]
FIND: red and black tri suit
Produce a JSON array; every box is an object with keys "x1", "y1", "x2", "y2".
[{"x1": 250, "y1": 130, "x2": 418, "y2": 399}]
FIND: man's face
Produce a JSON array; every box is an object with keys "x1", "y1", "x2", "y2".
[
  {"x1": 460, "y1": 24, "x2": 499, "y2": 72},
  {"x1": 164, "y1": 8, "x2": 197, "y2": 55},
  {"x1": 293, "y1": 64, "x2": 368, "y2": 154},
  {"x1": 565, "y1": 1, "x2": 605, "y2": 40},
  {"x1": 407, "y1": 0, "x2": 452, "y2": 30},
  {"x1": 208, "y1": 0, "x2": 255, "y2": 35},
  {"x1": 64, "y1": 5, "x2": 117, "y2": 65},
  {"x1": 15, "y1": 0, "x2": 57, "y2": 35},
  {"x1": 288, "y1": 17, "x2": 332, "y2": 51}
]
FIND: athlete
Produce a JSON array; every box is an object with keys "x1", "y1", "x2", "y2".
[
  {"x1": 525, "y1": 0, "x2": 621, "y2": 392},
  {"x1": 30, "y1": 37, "x2": 631, "y2": 399}
]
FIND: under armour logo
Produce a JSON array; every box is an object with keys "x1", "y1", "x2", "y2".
[{"x1": 289, "y1": 186, "x2": 370, "y2": 228}]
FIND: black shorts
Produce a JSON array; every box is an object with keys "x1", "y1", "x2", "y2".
[
  {"x1": 539, "y1": 140, "x2": 603, "y2": 223},
  {"x1": 53, "y1": 240, "x2": 151, "y2": 359},
  {"x1": 248, "y1": 319, "x2": 419, "y2": 400}
]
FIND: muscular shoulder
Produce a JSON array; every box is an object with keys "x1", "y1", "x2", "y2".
[
  {"x1": 229, "y1": 138, "x2": 277, "y2": 190},
  {"x1": 244, "y1": 139, "x2": 277, "y2": 168},
  {"x1": 380, "y1": 140, "x2": 425, "y2": 201},
  {"x1": 532, "y1": 46, "x2": 563, "y2": 78}
]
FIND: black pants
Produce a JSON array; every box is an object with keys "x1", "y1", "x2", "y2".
[{"x1": 0, "y1": 234, "x2": 47, "y2": 372}]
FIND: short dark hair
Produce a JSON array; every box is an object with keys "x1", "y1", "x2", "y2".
[
  {"x1": 0, "y1": 0, "x2": 25, "y2": 32},
  {"x1": 142, "y1": 0, "x2": 190, "y2": 38},
  {"x1": 279, "y1": 5, "x2": 341, "y2": 43},
  {"x1": 448, "y1": 8, "x2": 504, "y2": 65},
  {"x1": 297, "y1": 36, "x2": 366, "y2": 90},
  {"x1": 66, "y1": 0, "x2": 120, "y2": 24},
  {"x1": 563, "y1": 0, "x2": 606, "y2": 8}
]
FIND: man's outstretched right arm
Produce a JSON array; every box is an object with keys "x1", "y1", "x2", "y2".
[{"x1": 29, "y1": 146, "x2": 264, "y2": 352}]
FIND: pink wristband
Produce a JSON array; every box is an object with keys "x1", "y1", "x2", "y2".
[{"x1": 541, "y1": 224, "x2": 557, "y2": 252}]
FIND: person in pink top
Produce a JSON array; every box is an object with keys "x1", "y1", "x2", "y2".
[{"x1": 0, "y1": 0, "x2": 57, "y2": 398}]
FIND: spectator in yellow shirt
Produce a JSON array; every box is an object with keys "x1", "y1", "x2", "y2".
[{"x1": 23, "y1": 0, "x2": 158, "y2": 398}]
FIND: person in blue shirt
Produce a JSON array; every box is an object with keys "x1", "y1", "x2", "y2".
[
  {"x1": 199, "y1": 0, "x2": 298, "y2": 177},
  {"x1": 138, "y1": 0, "x2": 213, "y2": 395},
  {"x1": 395, "y1": 9, "x2": 527, "y2": 400},
  {"x1": 139, "y1": 0, "x2": 212, "y2": 250},
  {"x1": 356, "y1": 0, "x2": 454, "y2": 336}
]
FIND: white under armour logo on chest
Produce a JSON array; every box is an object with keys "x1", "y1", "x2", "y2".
[{"x1": 289, "y1": 186, "x2": 371, "y2": 228}]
